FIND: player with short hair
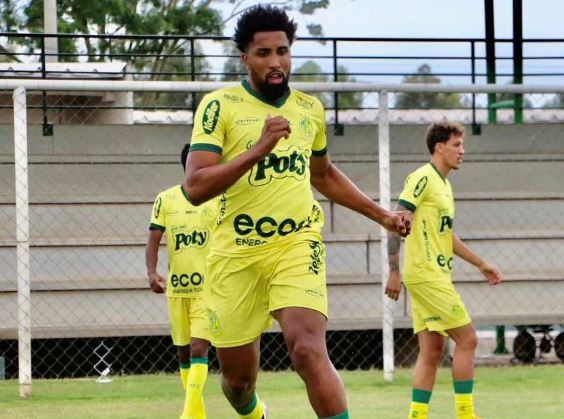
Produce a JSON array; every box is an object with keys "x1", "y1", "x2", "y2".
[
  {"x1": 145, "y1": 144, "x2": 216, "y2": 419},
  {"x1": 184, "y1": 5, "x2": 411, "y2": 419},
  {"x1": 386, "y1": 122, "x2": 502, "y2": 419}
]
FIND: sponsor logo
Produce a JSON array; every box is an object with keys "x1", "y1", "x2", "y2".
[
  {"x1": 174, "y1": 228, "x2": 209, "y2": 251},
  {"x1": 413, "y1": 176, "x2": 428, "y2": 198},
  {"x1": 235, "y1": 117, "x2": 260, "y2": 126},
  {"x1": 306, "y1": 288, "x2": 324, "y2": 298},
  {"x1": 217, "y1": 194, "x2": 227, "y2": 225},
  {"x1": 223, "y1": 93, "x2": 242, "y2": 103},
  {"x1": 233, "y1": 213, "x2": 314, "y2": 239},
  {"x1": 153, "y1": 197, "x2": 162, "y2": 218},
  {"x1": 439, "y1": 214, "x2": 453, "y2": 233},
  {"x1": 437, "y1": 253, "x2": 454, "y2": 270},
  {"x1": 170, "y1": 272, "x2": 203, "y2": 288},
  {"x1": 249, "y1": 146, "x2": 308, "y2": 186},
  {"x1": 296, "y1": 96, "x2": 314, "y2": 109},
  {"x1": 235, "y1": 238, "x2": 267, "y2": 246},
  {"x1": 202, "y1": 100, "x2": 220, "y2": 134},
  {"x1": 308, "y1": 240, "x2": 324, "y2": 275}
]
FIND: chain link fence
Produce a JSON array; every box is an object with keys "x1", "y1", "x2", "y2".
[{"x1": 1, "y1": 82, "x2": 564, "y2": 392}]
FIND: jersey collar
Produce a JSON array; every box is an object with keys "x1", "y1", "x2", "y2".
[
  {"x1": 242, "y1": 79, "x2": 291, "y2": 108},
  {"x1": 429, "y1": 162, "x2": 447, "y2": 183}
]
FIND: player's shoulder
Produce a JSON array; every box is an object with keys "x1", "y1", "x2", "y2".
[
  {"x1": 156, "y1": 184, "x2": 182, "y2": 201},
  {"x1": 290, "y1": 89, "x2": 324, "y2": 113},
  {"x1": 406, "y1": 163, "x2": 432, "y2": 181},
  {"x1": 201, "y1": 84, "x2": 246, "y2": 106}
]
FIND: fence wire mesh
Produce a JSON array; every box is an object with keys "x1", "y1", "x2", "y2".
[{"x1": 1, "y1": 85, "x2": 564, "y2": 382}]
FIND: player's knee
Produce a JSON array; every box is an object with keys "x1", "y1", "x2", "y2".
[
  {"x1": 289, "y1": 338, "x2": 324, "y2": 370},
  {"x1": 176, "y1": 345, "x2": 191, "y2": 364},
  {"x1": 190, "y1": 339, "x2": 210, "y2": 358},
  {"x1": 221, "y1": 373, "x2": 256, "y2": 398},
  {"x1": 460, "y1": 329, "x2": 478, "y2": 351}
]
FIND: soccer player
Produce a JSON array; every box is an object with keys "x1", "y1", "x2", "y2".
[
  {"x1": 183, "y1": 5, "x2": 411, "y2": 419},
  {"x1": 385, "y1": 122, "x2": 502, "y2": 419},
  {"x1": 145, "y1": 144, "x2": 216, "y2": 419}
]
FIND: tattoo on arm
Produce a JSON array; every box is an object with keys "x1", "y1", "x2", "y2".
[{"x1": 387, "y1": 203, "x2": 410, "y2": 273}]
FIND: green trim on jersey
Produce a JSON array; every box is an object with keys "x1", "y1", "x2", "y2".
[
  {"x1": 242, "y1": 79, "x2": 291, "y2": 108},
  {"x1": 180, "y1": 184, "x2": 192, "y2": 204},
  {"x1": 149, "y1": 223, "x2": 165, "y2": 231},
  {"x1": 189, "y1": 143, "x2": 223, "y2": 154},
  {"x1": 311, "y1": 147, "x2": 328, "y2": 157},
  {"x1": 430, "y1": 162, "x2": 446, "y2": 183},
  {"x1": 398, "y1": 199, "x2": 416, "y2": 212}
]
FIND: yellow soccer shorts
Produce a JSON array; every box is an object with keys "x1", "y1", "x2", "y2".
[
  {"x1": 167, "y1": 296, "x2": 211, "y2": 346},
  {"x1": 206, "y1": 238, "x2": 328, "y2": 348},
  {"x1": 404, "y1": 280, "x2": 471, "y2": 336}
]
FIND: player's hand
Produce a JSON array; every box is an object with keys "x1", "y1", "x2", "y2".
[
  {"x1": 148, "y1": 272, "x2": 167, "y2": 293},
  {"x1": 479, "y1": 262, "x2": 502, "y2": 285},
  {"x1": 385, "y1": 271, "x2": 402, "y2": 300},
  {"x1": 382, "y1": 210, "x2": 411, "y2": 237},
  {"x1": 256, "y1": 114, "x2": 291, "y2": 155}
]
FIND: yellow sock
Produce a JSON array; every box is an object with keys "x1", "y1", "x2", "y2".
[
  {"x1": 237, "y1": 393, "x2": 265, "y2": 419},
  {"x1": 180, "y1": 362, "x2": 190, "y2": 390},
  {"x1": 408, "y1": 401, "x2": 429, "y2": 418},
  {"x1": 182, "y1": 358, "x2": 208, "y2": 419},
  {"x1": 455, "y1": 394, "x2": 474, "y2": 419}
]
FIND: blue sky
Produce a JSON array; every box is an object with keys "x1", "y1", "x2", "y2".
[{"x1": 211, "y1": 0, "x2": 564, "y2": 85}]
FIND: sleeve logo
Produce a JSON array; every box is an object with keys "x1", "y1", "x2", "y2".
[
  {"x1": 202, "y1": 99, "x2": 220, "y2": 134},
  {"x1": 153, "y1": 197, "x2": 162, "y2": 218},
  {"x1": 413, "y1": 176, "x2": 428, "y2": 198}
]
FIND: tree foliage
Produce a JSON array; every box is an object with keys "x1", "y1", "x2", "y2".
[{"x1": 395, "y1": 64, "x2": 463, "y2": 109}]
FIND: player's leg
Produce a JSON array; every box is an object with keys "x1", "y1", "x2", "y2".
[
  {"x1": 447, "y1": 323, "x2": 478, "y2": 419},
  {"x1": 273, "y1": 307, "x2": 348, "y2": 418},
  {"x1": 206, "y1": 254, "x2": 271, "y2": 418},
  {"x1": 182, "y1": 294, "x2": 212, "y2": 419},
  {"x1": 409, "y1": 330, "x2": 445, "y2": 418},
  {"x1": 217, "y1": 340, "x2": 265, "y2": 418},
  {"x1": 269, "y1": 239, "x2": 348, "y2": 418},
  {"x1": 167, "y1": 297, "x2": 192, "y2": 389}
]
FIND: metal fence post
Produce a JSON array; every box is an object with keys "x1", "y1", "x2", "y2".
[
  {"x1": 378, "y1": 90, "x2": 394, "y2": 382},
  {"x1": 13, "y1": 86, "x2": 32, "y2": 398}
]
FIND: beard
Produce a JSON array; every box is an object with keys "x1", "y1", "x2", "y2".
[{"x1": 251, "y1": 70, "x2": 290, "y2": 102}]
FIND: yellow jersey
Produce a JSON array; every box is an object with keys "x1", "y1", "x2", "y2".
[
  {"x1": 398, "y1": 163, "x2": 455, "y2": 283},
  {"x1": 149, "y1": 185, "x2": 217, "y2": 298},
  {"x1": 189, "y1": 80, "x2": 326, "y2": 256}
]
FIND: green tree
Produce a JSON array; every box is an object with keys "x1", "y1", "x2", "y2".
[{"x1": 395, "y1": 64, "x2": 463, "y2": 109}]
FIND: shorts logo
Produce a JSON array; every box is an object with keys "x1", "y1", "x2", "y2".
[
  {"x1": 249, "y1": 146, "x2": 308, "y2": 186},
  {"x1": 450, "y1": 304, "x2": 463, "y2": 318},
  {"x1": 308, "y1": 240, "x2": 325, "y2": 275},
  {"x1": 423, "y1": 316, "x2": 441, "y2": 323},
  {"x1": 202, "y1": 100, "x2": 220, "y2": 134},
  {"x1": 208, "y1": 310, "x2": 221, "y2": 337},
  {"x1": 413, "y1": 176, "x2": 428, "y2": 198},
  {"x1": 153, "y1": 197, "x2": 162, "y2": 218}
]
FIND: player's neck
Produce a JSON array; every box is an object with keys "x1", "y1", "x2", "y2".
[{"x1": 430, "y1": 157, "x2": 451, "y2": 179}]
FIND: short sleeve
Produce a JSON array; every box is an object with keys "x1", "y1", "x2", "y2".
[
  {"x1": 190, "y1": 92, "x2": 227, "y2": 155},
  {"x1": 149, "y1": 193, "x2": 166, "y2": 230},
  {"x1": 398, "y1": 172, "x2": 429, "y2": 212},
  {"x1": 311, "y1": 99, "x2": 327, "y2": 156}
]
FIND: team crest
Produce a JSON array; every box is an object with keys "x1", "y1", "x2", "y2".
[
  {"x1": 208, "y1": 309, "x2": 221, "y2": 337},
  {"x1": 298, "y1": 116, "x2": 314, "y2": 139}
]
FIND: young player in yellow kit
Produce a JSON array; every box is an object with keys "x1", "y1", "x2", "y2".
[
  {"x1": 183, "y1": 5, "x2": 411, "y2": 419},
  {"x1": 386, "y1": 122, "x2": 502, "y2": 419},
  {"x1": 145, "y1": 144, "x2": 216, "y2": 419}
]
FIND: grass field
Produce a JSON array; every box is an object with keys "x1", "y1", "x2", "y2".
[{"x1": 1, "y1": 365, "x2": 563, "y2": 418}]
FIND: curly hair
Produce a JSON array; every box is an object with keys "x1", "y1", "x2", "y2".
[
  {"x1": 426, "y1": 122, "x2": 465, "y2": 154},
  {"x1": 234, "y1": 4, "x2": 297, "y2": 52}
]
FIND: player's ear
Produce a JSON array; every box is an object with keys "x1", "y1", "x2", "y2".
[{"x1": 241, "y1": 53, "x2": 250, "y2": 71}]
